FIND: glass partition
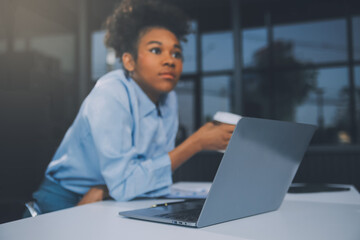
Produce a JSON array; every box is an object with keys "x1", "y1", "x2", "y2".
[
  {"x1": 175, "y1": 80, "x2": 195, "y2": 143},
  {"x1": 353, "y1": 16, "x2": 360, "y2": 61},
  {"x1": 202, "y1": 31, "x2": 234, "y2": 71},
  {"x1": 202, "y1": 75, "x2": 232, "y2": 123},
  {"x1": 281, "y1": 67, "x2": 350, "y2": 144},
  {"x1": 273, "y1": 19, "x2": 347, "y2": 66},
  {"x1": 91, "y1": 30, "x2": 122, "y2": 81},
  {"x1": 243, "y1": 27, "x2": 267, "y2": 68},
  {"x1": 355, "y1": 66, "x2": 360, "y2": 141},
  {"x1": 182, "y1": 22, "x2": 197, "y2": 74}
]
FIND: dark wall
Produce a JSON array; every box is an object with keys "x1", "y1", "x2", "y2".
[{"x1": 0, "y1": 52, "x2": 68, "y2": 224}]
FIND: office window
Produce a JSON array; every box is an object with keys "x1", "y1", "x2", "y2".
[
  {"x1": 273, "y1": 19, "x2": 347, "y2": 66},
  {"x1": 280, "y1": 67, "x2": 350, "y2": 145},
  {"x1": 0, "y1": 41, "x2": 5, "y2": 54},
  {"x1": 91, "y1": 30, "x2": 122, "y2": 81},
  {"x1": 11, "y1": 6, "x2": 76, "y2": 75},
  {"x1": 92, "y1": 30, "x2": 108, "y2": 80},
  {"x1": 243, "y1": 27, "x2": 267, "y2": 68},
  {"x1": 202, "y1": 75, "x2": 231, "y2": 123},
  {"x1": 30, "y1": 34, "x2": 76, "y2": 74},
  {"x1": 0, "y1": 9, "x2": 5, "y2": 53},
  {"x1": 28, "y1": 34, "x2": 76, "y2": 120},
  {"x1": 202, "y1": 31, "x2": 234, "y2": 71},
  {"x1": 13, "y1": 39, "x2": 26, "y2": 52},
  {"x1": 175, "y1": 80, "x2": 195, "y2": 143},
  {"x1": 0, "y1": 1, "x2": 78, "y2": 203},
  {"x1": 353, "y1": 16, "x2": 360, "y2": 61},
  {"x1": 355, "y1": 66, "x2": 360, "y2": 141},
  {"x1": 0, "y1": 33, "x2": 5, "y2": 54},
  {"x1": 242, "y1": 72, "x2": 272, "y2": 119},
  {"x1": 0, "y1": 4, "x2": 77, "y2": 119},
  {"x1": 182, "y1": 22, "x2": 197, "y2": 74},
  {"x1": 182, "y1": 33, "x2": 196, "y2": 74}
]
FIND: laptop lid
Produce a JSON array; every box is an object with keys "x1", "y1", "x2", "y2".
[{"x1": 196, "y1": 117, "x2": 316, "y2": 227}]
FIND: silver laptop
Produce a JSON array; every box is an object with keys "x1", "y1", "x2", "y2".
[{"x1": 119, "y1": 117, "x2": 317, "y2": 228}]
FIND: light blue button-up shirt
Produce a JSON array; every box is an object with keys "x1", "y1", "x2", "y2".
[{"x1": 46, "y1": 70, "x2": 178, "y2": 201}]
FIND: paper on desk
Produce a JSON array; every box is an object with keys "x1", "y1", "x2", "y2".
[{"x1": 164, "y1": 182, "x2": 212, "y2": 199}]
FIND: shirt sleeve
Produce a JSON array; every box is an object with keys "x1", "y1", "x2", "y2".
[
  {"x1": 83, "y1": 85, "x2": 172, "y2": 201},
  {"x1": 165, "y1": 91, "x2": 179, "y2": 151}
]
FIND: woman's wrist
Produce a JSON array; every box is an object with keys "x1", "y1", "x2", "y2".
[
  {"x1": 188, "y1": 132, "x2": 204, "y2": 154},
  {"x1": 169, "y1": 132, "x2": 203, "y2": 171}
]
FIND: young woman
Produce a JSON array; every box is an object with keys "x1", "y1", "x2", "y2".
[{"x1": 24, "y1": 0, "x2": 235, "y2": 216}]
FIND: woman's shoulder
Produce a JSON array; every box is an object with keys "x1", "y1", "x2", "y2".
[
  {"x1": 85, "y1": 69, "x2": 133, "y2": 110},
  {"x1": 95, "y1": 70, "x2": 131, "y2": 95},
  {"x1": 95, "y1": 69, "x2": 130, "y2": 92}
]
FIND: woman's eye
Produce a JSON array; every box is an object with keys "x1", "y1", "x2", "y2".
[
  {"x1": 150, "y1": 48, "x2": 161, "y2": 54},
  {"x1": 173, "y1": 51, "x2": 183, "y2": 59}
]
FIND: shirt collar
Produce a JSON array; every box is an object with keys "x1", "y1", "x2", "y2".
[{"x1": 130, "y1": 78, "x2": 168, "y2": 118}]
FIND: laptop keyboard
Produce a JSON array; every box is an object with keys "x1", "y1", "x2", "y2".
[{"x1": 156, "y1": 208, "x2": 202, "y2": 222}]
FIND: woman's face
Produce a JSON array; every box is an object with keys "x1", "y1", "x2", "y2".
[{"x1": 123, "y1": 27, "x2": 183, "y2": 103}]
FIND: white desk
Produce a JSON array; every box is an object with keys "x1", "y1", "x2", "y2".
[{"x1": 1, "y1": 184, "x2": 360, "y2": 240}]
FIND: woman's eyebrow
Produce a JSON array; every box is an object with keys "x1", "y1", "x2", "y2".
[
  {"x1": 147, "y1": 41, "x2": 162, "y2": 45},
  {"x1": 146, "y1": 41, "x2": 182, "y2": 50}
]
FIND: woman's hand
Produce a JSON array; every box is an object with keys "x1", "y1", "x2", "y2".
[
  {"x1": 169, "y1": 121, "x2": 236, "y2": 171},
  {"x1": 77, "y1": 185, "x2": 109, "y2": 206},
  {"x1": 193, "y1": 121, "x2": 236, "y2": 151}
]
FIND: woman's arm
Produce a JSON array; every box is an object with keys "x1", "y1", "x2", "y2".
[
  {"x1": 77, "y1": 122, "x2": 235, "y2": 205},
  {"x1": 169, "y1": 121, "x2": 235, "y2": 171}
]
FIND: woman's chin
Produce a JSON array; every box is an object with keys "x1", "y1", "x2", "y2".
[{"x1": 158, "y1": 84, "x2": 177, "y2": 93}]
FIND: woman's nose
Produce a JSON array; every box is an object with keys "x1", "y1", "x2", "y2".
[{"x1": 162, "y1": 53, "x2": 175, "y2": 67}]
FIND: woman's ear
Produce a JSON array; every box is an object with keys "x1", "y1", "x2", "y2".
[{"x1": 122, "y1": 52, "x2": 135, "y2": 72}]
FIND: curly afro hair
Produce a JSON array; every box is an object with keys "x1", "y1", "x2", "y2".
[{"x1": 104, "y1": 0, "x2": 190, "y2": 62}]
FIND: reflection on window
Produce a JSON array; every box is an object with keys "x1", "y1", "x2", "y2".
[
  {"x1": 182, "y1": 21, "x2": 197, "y2": 74},
  {"x1": 0, "y1": 2, "x2": 77, "y2": 147},
  {"x1": 202, "y1": 76, "x2": 231, "y2": 123},
  {"x1": 243, "y1": 67, "x2": 352, "y2": 145},
  {"x1": 175, "y1": 80, "x2": 194, "y2": 144},
  {"x1": 8, "y1": 5, "x2": 76, "y2": 75},
  {"x1": 92, "y1": 30, "x2": 108, "y2": 80},
  {"x1": 274, "y1": 19, "x2": 347, "y2": 65},
  {"x1": 243, "y1": 72, "x2": 271, "y2": 119},
  {"x1": 30, "y1": 35, "x2": 76, "y2": 73},
  {"x1": 202, "y1": 31, "x2": 234, "y2": 71},
  {"x1": 14, "y1": 39, "x2": 26, "y2": 51},
  {"x1": 293, "y1": 68, "x2": 350, "y2": 144},
  {"x1": 274, "y1": 69, "x2": 318, "y2": 122},
  {"x1": 0, "y1": 16, "x2": 5, "y2": 53},
  {"x1": 243, "y1": 28, "x2": 267, "y2": 68},
  {"x1": 353, "y1": 16, "x2": 360, "y2": 60},
  {"x1": 0, "y1": 40, "x2": 6, "y2": 54},
  {"x1": 355, "y1": 66, "x2": 360, "y2": 141}
]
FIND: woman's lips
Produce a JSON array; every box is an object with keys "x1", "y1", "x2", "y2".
[{"x1": 159, "y1": 72, "x2": 176, "y2": 80}]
